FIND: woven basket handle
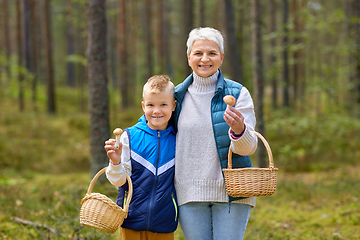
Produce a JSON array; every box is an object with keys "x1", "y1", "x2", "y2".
[
  {"x1": 227, "y1": 130, "x2": 274, "y2": 169},
  {"x1": 85, "y1": 167, "x2": 133, "y2": 212}
]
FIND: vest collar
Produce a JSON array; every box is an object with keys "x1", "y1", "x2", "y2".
[{"x1": 175, "y1": 69, "x2": 225, "y2": 102}]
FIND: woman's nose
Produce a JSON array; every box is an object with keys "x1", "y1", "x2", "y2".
[{"x1": 201, "y1": 53, "x2": 209, "y2": 61}]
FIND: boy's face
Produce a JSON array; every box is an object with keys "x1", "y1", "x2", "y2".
[{"x1": 142, "y1": 91, "x2": 177, "y2": 130}]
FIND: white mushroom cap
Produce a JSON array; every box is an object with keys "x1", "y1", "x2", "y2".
[{"x1": 113, "y1": 128, "x2": 123, "y2": 136}]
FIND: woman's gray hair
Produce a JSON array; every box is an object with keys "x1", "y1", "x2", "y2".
[{"x1": 186, "y1": 27, "x2": 225, "y2": 55}]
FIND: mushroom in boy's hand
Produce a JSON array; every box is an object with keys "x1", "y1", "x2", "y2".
[
  {"x1": 223, "y1": 95, "x2": 236, "y2": 106},
  {"x1": 113, "y1": 128, "x2": 123, "y2": 150}
]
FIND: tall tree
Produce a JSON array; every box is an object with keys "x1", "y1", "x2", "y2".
[
  {"x1": 292, "y1": 0, "x2": 303, "y2": 107},
  {"x1": 199, "y1": 0, "x2": 205, "y2": 27},
  {"x1": 118, "y1": 0, "x2": 129, "y2": 109},
  {"x1": 183, "y1": 0, "x2": 193, "y2": 77},
  {"x1": 156, "y1": 0, "x2": 165, "y2": 73},
  {"x1": 23, "y1": 0, "x2": 31, "y2": 71},
  {"x1": 86, "y1": 0, "x2": 110, "y2": 179},
  {"x1": 251, "y1": 0, "x2": 266, "y2": 168},
  {"x1": 144, "y1": 0, "x2": 153, "y2": 79},
  {"x1": 270, "y1": 0, "x2": 278, "y2": 109},
  {"x1": 163, "y1": 1, "x2": 172, "y2": 76},
  {"x1": 16, "y1": 0, "x2": 25, "y2": 111},
  {"x1": 282, "y1": 0, "x2": 290, "y2": 107},
  {"x1": 224, "y1": 0, "x2": 243, "y2": 83},
  {"x1": 3, "y1": 0, "x2": 11, "y2": 81},
  {"x1": 66, "y1": 0, "x2": 76, "y2": 87},
  {"x1": 29, "y1": 0, "x2": 39, "y2": 109},
  {"x1": 44, "y1": 0, "x2": 56, "y2": 114},
  {"x1": 350, "y1": 0, "x2": 360, "y2": 115},
  {"x1": 297, "y1": 0, "x2": 305, "y2": 106}
]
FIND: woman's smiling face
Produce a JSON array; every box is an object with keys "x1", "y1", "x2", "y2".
[{"x1": 187, "y1": 39, "x2": 224, "y2": 78}]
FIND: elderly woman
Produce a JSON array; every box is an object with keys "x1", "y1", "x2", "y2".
[{"x1": 172, "y1": 27, "x2": 258, "y2": 240}]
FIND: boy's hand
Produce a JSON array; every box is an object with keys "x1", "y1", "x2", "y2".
[{"x1": 104, "y1": 139, "x2": 122, "y2": 165}]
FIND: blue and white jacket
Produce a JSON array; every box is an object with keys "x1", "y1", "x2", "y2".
[{"x1": 115, "y1": 115, "x2": 178, "y2": 233}]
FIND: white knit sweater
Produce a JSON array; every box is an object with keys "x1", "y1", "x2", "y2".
[{"x1": 174, "y1": 71, "x2": 257, "y2": 207}]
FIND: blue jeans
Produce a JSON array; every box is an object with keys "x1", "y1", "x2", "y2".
[{"x1": 179, "y1": 202, "x2": 251, "y2": 240}]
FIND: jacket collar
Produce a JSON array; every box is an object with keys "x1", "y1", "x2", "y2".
[{"x1": 137, "y1": 114, "x2": 175, "y2": 135}]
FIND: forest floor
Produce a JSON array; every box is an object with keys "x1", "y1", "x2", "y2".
[{"x1": 0, "y1": 164, "x2": 359, "y2": 240}]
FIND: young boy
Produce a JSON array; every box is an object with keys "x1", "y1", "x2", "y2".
[{"x1": 104, "y1": 75, "x2": 178, "y2": 240}]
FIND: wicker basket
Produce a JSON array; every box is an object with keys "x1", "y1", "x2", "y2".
[
  {"x1": 222, "y1": 131, "x2": 278, "y2": 198},
  {"x1": 80, "y1": 167, "x2": 133, "y2": 234}
]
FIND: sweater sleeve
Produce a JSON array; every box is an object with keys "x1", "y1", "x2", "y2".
[
  {"x1": 229, "y1": 86, "x2": 258, "y2": 156},
  {"x1": 105, "y1": 131, "x2": 132, "y2": 187}
]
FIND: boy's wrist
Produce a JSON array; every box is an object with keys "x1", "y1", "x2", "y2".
[{"x1": 110, "y1": 159, "x2": 121, "y2": 165}]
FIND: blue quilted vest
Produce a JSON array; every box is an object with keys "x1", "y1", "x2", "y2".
[
  {"x1": 117, "y1": 115, "x2": 178, "y2": 233},
  {"x1": 172, "y1": 70, "x2": 253, "y2": 201}
]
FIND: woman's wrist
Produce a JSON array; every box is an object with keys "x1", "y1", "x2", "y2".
[{"x1": 231, "y1": 125, "x2": 246, "y2": 139}]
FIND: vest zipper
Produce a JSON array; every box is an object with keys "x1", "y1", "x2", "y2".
[
  {"x1": 147, "y1": 130, "x2": 161, "y2": 230},
  {"x1": 172, "y1": 192, "x2": 178, "y2": 221}
]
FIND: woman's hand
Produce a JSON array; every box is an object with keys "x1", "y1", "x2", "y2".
[
  {"x1": 104, "y1": 139, "x2": 122, "y2": 165},
  {"x1": 223, "y1": 106, "x2": 245, "y2": 135}
]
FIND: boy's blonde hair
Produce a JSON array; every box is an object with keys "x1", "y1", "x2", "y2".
[{"x1": 143, "y1": 75, "x2": 174, "y2": 98}]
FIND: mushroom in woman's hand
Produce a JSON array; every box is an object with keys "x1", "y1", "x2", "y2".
[
  {"x1": 113, "y1": 128, "x2": 123, "y2": 150},
  {"x1": 223, "y1": 95, "x2": 236, "y2": 106}
]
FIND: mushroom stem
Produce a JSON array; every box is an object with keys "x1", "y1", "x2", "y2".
[{"x1": 113, "y1": 128, "x2": 123, "y2": 150}]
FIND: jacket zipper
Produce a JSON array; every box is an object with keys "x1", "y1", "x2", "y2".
[{"x1": 147, "y1": 130, "x2": 160, "y2": 230}]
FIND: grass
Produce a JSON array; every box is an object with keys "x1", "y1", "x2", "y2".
[{"x1": 0, "y1": 165, "x2": 359, "y2": 239}]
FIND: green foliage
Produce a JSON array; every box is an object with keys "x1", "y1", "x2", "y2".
[
  {"x1": 244, "y1": 166, "x2": 360, "y2": 240},
  {"x1": 263, "y1": 110, "x2": 360, "y2": 172},
  {"x1": 0, "y1": 86, "x2": 142, "y2": 175}
]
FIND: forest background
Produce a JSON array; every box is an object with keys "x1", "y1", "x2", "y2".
[{"x1": 0, "y1": 0, "x2": 360, "y2": 239}]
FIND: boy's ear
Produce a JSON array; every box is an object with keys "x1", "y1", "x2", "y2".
[{"x1": 141, "y1": 101, "x2": 145, "y2": 112}]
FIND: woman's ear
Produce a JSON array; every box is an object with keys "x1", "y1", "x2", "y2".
[{"x1": 172, "y1": 100, "x2": 177, "y2": 111}]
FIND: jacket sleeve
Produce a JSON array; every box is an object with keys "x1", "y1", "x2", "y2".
[
  {"x1": 229, "y1": 86, "x2": 258, "y2": 156},
  {"x1": 105, "y1": 131, "x2": 132, "y2": 187}
]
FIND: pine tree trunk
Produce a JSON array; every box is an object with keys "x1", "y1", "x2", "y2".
[
  {"x1": 224, "y1": 0, "x2": 242, "y2": 83},
  {"x1": 86, "y1": 0, "x2": 110, "y2": 180},
  {"x1": 66, "y1": 0, "x2": 75, "y2": 87},
  {"x1": 118, "y1": 0, "x2": 129, "y2": 109},
  {"x1": 144, "y1": 0, "x2": 153, "y2": 79},
  {"x1": 183, "y1": 0, "x2": 193, "y2": 77},
  {"x1": 29, "y1": 0, "x2": 38, "y2": 110},
  {"x1": 156, "y1": 0, "x2": 164, "y2": 73},
  {"x1": 251, "y1": 0, "x2": 266, "y2": 168},
  {"x1": 282, "y1": 0, "x2": 290, "y2": 107},
  {"x1": 270, "y1": 0, "x2": 278, "y2": 109},
  {"x1": 44, "y1": 0, "x2": 56, "y2": 114},
  {"x1": 16, "y1": 0, "x2": 25, "y2": 111},
  {"x1": 3, "y1": 0, "x2": 11, "y2": 81}
]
